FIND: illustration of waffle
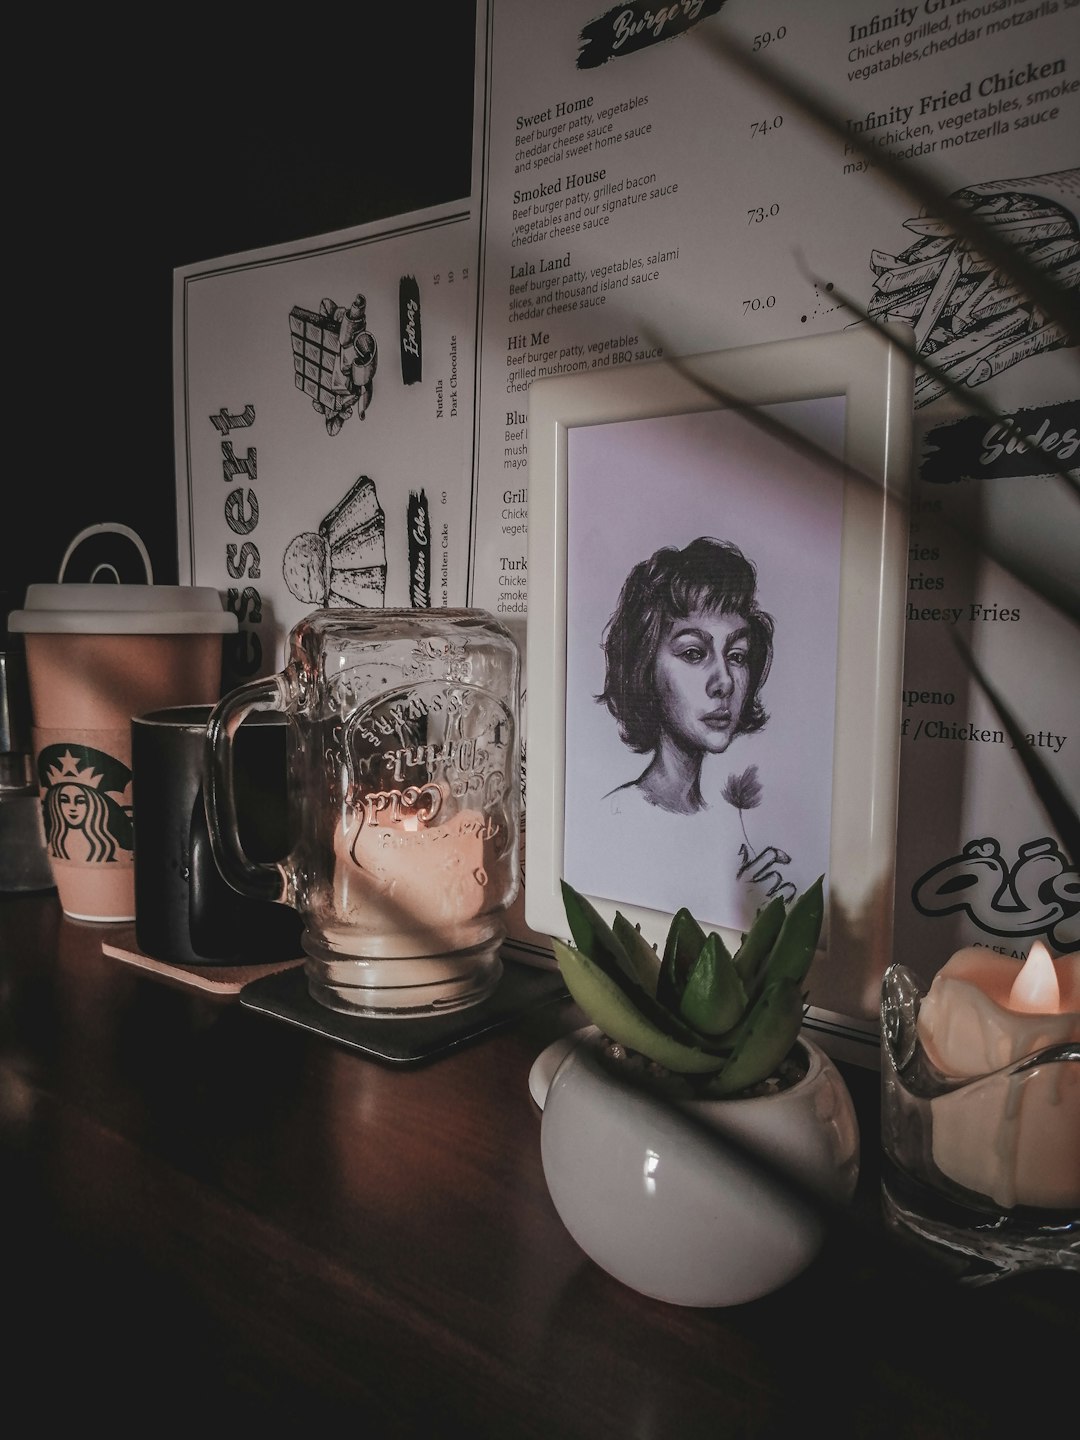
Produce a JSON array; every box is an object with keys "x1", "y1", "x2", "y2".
[
  {"x1": 866, "y1": 168, "x2": 1078, "y2": 407},
  {"x1": 283, "y1": 474, "x2": 387, "y2": 607},
  {"x1": 289, "y1": 293, "x2": 379, "y2": 436}
]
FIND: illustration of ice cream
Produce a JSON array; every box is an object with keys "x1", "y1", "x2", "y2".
[{"x1": 283, "y1": 474, "x2": 387, "y2": 607}]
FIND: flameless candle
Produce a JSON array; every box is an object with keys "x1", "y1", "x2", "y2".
[
  {"x1": 916, "y1": 942, "x2": 1080, "y2": 1209},
  {"x1": 331, "y1": 802, "x2": 508, "y2": 960}
]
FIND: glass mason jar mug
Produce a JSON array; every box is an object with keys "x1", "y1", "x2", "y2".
[{"x1": 204, "y1": 608, "x2": 521, "y2": 1018}]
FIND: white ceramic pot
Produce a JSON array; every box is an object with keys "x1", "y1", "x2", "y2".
[{"x1": 530, "y1": 1027, "x2": 860, "y2": 1308}]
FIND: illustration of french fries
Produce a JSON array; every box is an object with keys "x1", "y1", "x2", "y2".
[{"x1": 866, "y1": 169, "x2": 1079, "y2": 406}]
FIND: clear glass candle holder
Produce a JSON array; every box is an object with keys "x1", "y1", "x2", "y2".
[{"x1": 880, "y1": 961, "x2": 1079, "y2": 1283}]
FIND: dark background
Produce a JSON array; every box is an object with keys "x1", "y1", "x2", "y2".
[{"x1": 5, "y1": 15, "x2": 477, "y2": 637}]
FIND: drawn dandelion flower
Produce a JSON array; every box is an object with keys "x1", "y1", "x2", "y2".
[
  {"x1": 723, "y1": 765, "x2": 795, "y2": 901},
  {"x1": 722, "y1": 764, "x2": 762, "y2": 852}
]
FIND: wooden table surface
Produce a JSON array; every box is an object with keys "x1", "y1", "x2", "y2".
[{"x1": 3, "y1": 891, "x2": 1076, "y2": 1434}]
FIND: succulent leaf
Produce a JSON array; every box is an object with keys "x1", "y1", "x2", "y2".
[
  {"x1": 678, "y1": 933, "x2": 747, "y2": 1036},
  {"x1": 559, "y1": 880, "x2": 641, "y2": 988},
  {"x1": 764, "y1": 875, "x2": 824, "y2": 987},
  {"x1": 552, "y1": 938, "x2": 729, "y2": 1074},
  {"x1": 612, "y1": 912, "x2": 662, "y2": 996},
  {"x1": 731, "y1": 894, "x2": 787, "y2": 997},
  {"x1": 657, "y1": 907, "x2": 708, "y2": 1008},
  {"x1": 710, "y1": 979, "x2": 807, "y2": 1097}
]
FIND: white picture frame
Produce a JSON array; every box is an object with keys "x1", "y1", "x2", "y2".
[{"x1": 525, "y1": 325, "x2": 915, "y2": 1059}]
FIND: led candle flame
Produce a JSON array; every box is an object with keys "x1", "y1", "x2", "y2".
[
  {"x1": 1007, "y1": 939, "x2": 1059, "y2": 1015},
  {"x1": 916, "y1": 944, "x2": 1080, "y2": 1210}
]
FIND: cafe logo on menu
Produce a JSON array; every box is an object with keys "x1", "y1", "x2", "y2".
[
  {"x1": 577, "y1": 0, "x2": 727, "y2": 68},
  {"x1": 920, "y1": 399, "x2": 1079, "y2": 484}
]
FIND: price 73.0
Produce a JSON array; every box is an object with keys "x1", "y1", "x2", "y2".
[{"x1": 747, "y1": 204, "x2": 780, "y2": 224}]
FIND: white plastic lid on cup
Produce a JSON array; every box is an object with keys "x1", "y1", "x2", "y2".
[{"x1": 9, "y1": 584, "x2": 238, "y2": 636}]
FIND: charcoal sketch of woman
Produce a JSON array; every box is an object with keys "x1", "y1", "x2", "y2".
[{"x1": 597, "y1": 536, "x2": 793, "y2": 898}]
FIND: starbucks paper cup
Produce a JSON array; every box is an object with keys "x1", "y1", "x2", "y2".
[{"x1": 9, "y1": 584, "x2": 237, "y2": 921}]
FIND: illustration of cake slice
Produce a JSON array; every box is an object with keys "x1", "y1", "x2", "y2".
[{"x1": 283, "y1": 474, "x2": 387, "y2": 607}]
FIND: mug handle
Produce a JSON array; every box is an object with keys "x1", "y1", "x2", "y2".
[
  {"x1": 187, "y1": 790, "x2": 240, "y2": 958},
  {"x1": 204, "y1": 676, "x2": 291, "y2": 906}
]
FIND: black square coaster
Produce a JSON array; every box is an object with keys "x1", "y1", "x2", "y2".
[{"x1": 239, "y1": 958, "x2": 569, "y2": 1065}]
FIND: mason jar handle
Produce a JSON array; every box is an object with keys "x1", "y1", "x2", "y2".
[{"x1": 204, "y1": 675, "x2": 291, "y2": 905}]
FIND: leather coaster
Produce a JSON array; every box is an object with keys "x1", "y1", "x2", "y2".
[
  {"x1": 239, "y1": 958, "x2": 569, "y2": 1064},
  {"x1": 102, "y1": 927, "x2": 303, "y2": 998}
]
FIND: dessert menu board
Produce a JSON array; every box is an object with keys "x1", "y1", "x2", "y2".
[
  {"x1": 174, "y1": 202, "x2": 480, "y2": 693},
  {"x1": 175, "y1": 0, "x2": 1078, "y2": 1030}
]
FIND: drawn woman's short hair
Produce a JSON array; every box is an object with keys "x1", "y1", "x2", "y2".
[{"x1": 598, "y1": 536, "x2": 775, "y2": 753}]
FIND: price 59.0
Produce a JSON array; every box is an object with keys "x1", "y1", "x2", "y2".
[{"x1": 752, "y1": 26, "x2": 787, "y2": 49}]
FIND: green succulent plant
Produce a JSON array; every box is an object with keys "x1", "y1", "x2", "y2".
[{"x1": 554, "y1": 876, "x2": 824, "y2": 1096}]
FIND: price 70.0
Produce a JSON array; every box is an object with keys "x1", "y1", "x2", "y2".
[{"x1": 742, "y1": 295, "x2": 776, "y2": 314}]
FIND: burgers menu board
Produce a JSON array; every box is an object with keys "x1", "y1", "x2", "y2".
[{"x1": 467, "y1": 0, "x2": 1077, "y2": 1026}]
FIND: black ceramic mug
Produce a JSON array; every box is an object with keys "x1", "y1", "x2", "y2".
[{"x1": 131, "y1": 704, "x2": 303, "y2": 966}]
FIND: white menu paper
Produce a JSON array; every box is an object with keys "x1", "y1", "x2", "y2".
[
  {"x1": 175, "y1": 0, "x2": 1078, "y2": 1044},
  {"x1": 469, "y1": 0, "x2": 1078, "y2": 1027},
  {"x1": 174, "y1": 203, "x2": 480, "y2": 691}
]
